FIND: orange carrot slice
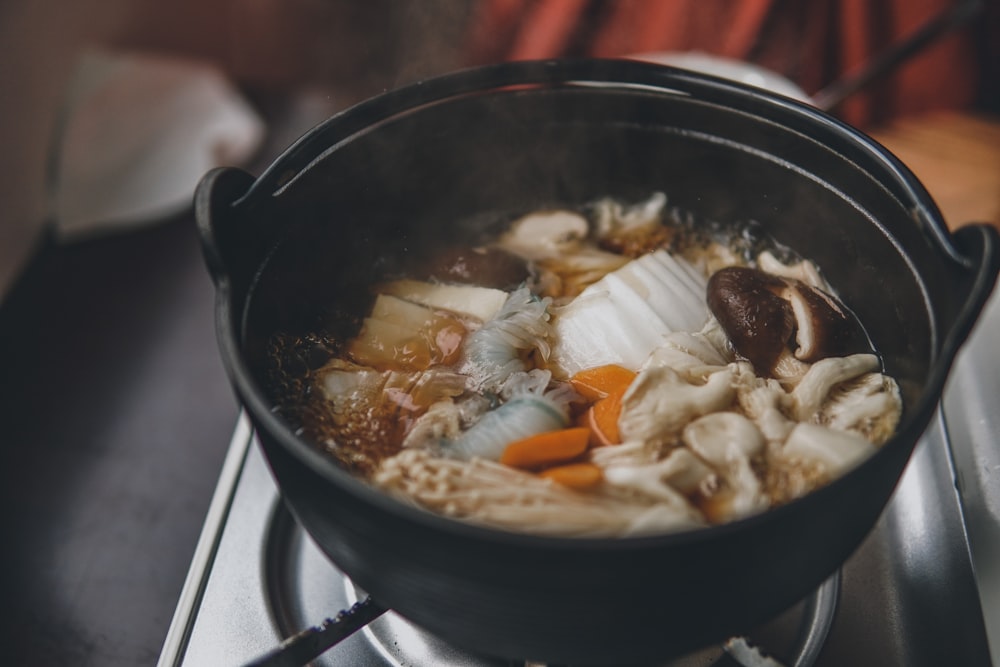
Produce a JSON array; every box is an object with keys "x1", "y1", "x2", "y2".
[
  {"x1": 500, "y1": 427, "x2": 591, "y2": 470},
  {"x1": 539, "y1": 462, "x2": 604, "y2": 489},
  {"x1": 586, "y1": 388, "x2": 626, "y2": 445},
  {"x1": 583, "y1": 406, "x2": 608, "y2": 447},
  {"x1": 570, "y1": 365, "x2": 636, "y2": 402}
]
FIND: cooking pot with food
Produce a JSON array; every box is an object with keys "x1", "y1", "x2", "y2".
[{"x1": 196, "y1": 60, "x2": 999, "y2": 665}]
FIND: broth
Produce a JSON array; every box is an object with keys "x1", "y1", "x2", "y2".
[{"x1": 264, "y1": 193, "x2": 900, "y2": 536}]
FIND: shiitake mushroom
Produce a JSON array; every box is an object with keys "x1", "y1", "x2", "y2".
[{"x1": 707, "y1": 266, "x2": 869, "y2": 377}]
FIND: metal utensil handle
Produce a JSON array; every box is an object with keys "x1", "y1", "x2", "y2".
[
  {"x1": 243, "y1": 596, "x2": 388, "y2": 667},
  {"x1": 812, "y1": 0, "x2": 982, "y2": 112}
]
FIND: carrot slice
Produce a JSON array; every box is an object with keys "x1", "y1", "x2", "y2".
[
  {"x1": 586, "y1": 388, "x2": 626, "y2": 445},
  {"x1": 583, "y1": 406, "x2": 608, "y2": 447},
  {"x1": 570, "y1": 365, "x2": 636, "y2": 402},
  {"x1": 539, "y1": 462, "x2": 604, "y2": 489},
  {"x1": 500, "y1": 427, "x2": 591, "y2": 470}
]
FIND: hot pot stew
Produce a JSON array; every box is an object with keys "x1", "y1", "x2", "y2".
[{"x1": 263, "y1": 193, "x2": 901, "y2": 536}]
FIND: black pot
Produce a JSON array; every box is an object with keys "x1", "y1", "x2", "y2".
[{"x1": 196, "y1": 59, "x2": 999, "y2": 665}]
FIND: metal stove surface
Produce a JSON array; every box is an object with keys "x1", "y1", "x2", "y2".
[{"x1": 159, "y1": 287, "x2": 1000, "y2": 667}]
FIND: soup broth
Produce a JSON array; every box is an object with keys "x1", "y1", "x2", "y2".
[{"x1": 264, "y1": 193, "x2": 900, "y2": 536}]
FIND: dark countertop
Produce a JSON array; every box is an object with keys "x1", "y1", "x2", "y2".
[
  {"x1": 0, "y1": 90, "x2": 345, "y2": 667},
  {"x1": 0, "y1": 214, "x2": 240, "y2": 665}
]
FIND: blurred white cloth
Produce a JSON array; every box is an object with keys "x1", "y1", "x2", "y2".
[{"x1": 51, "y1": 50, "x2": 265, "y2": 240}]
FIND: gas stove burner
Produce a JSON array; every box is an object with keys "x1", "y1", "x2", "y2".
[
  {"x1": 342, "y1": 574, "x2": 838, "y2": 667},
  {"x1": 265, "y1": 501, "x2": 838, "y2": 667}
]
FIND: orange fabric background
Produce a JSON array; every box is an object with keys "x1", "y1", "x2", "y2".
[{"x1": 465, "y1": 0, "x2": 980, "y2": 128}]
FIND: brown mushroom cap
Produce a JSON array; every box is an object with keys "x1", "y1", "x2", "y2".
[
  {"x1": 707, "y1": 267, "x2": 795, "y2": 375},
  {"x1": 707, "y1": 266, "x2": 871, "y2": 377}
]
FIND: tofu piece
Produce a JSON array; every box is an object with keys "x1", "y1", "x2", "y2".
[
  {"x1": 370, "y1": 293, "x2": 441, "y2": 328},
  {"x1": 379, "y1": 279, "x2": 508, "y2": 322}
]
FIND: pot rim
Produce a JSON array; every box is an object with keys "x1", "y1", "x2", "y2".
[
  {"x1": 239, "y1": 59, "x2": 952, "y2": 255},
  {"x1": 205, "y1": 58, "x2": 994, "y2": 550}
]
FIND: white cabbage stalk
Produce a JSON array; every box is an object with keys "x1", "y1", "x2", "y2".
[{"x1": 550, "y1": 250, "x2": 711, "y2": 376}]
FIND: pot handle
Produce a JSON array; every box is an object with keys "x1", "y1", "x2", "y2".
[
  {"x1": 195, "y1": 166, "x2": 259, "y2": 290},
  {"x1": 934, "y1": 222, "x2": 1000, "y2": 376}
]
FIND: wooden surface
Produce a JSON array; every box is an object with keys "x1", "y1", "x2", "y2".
[{"x1": 869, "y1": 111, "x2": 1000, "y2": 232}]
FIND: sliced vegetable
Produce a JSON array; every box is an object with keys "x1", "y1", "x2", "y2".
[
  {"x1": 539, "y1": 462, "x2": 604, "y2": 489},
  {"x1": 379, "y1": 279, "x2": 509, "y2": 322},
  {"x1": 782, "y1": 423, "x2": 874, "y2": 475},
  {"x1": 500, "y1": 427, "x2": 591, "y2": 469},
  {"x1": 495, "y1": 210, "x2": 590, "y2": 261},
  {"x1": 570, "y1": 364, "x2": 637, "y2": 402},
  {"x1": 460, "y1": 287, "x2": 553, "y2": 393},
  {"x1": 346, "y1": 294, "x2": 467, "y2": 371},
  {"x1": 551, "y1": 249, "x2": 711, "y2": 376},
  {"x1": 585, "y1": 388, "x2": 626, "y2": 446},
  {"x1": 440, "y1": 374, "x2": 575, "y2": 462}
]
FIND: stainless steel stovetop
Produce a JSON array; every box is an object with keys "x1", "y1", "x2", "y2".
[{"x1": 159, "y1": 285, "x2": 1000, "y2": 667}]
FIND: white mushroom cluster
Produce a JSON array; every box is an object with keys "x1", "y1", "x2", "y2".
[{"x1": 595, "y1": 317, "x2": 901, "y2": 526}]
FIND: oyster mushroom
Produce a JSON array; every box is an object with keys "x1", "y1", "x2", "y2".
[
  {"x1": 782, "y1": 422, "x2": 875, "y2": 476},
  {"x1": 618, "y1": 365, "x2": 735, "y2": 445},
  {"x1": 602, "y1": 448, "x2": 715, "y2": 503},
  {"x1": 707, "y1": 266, "x2": 869, "y2": 377},
  {"x1": 496, "y1": 209, "x2": 590, "y2": 260},
  {"x1": 756, "y1": 250, "x2": 826, "y2": 289},
  {"x1": 682, "y1": 412, "x2": 768, "y2": 521}
]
